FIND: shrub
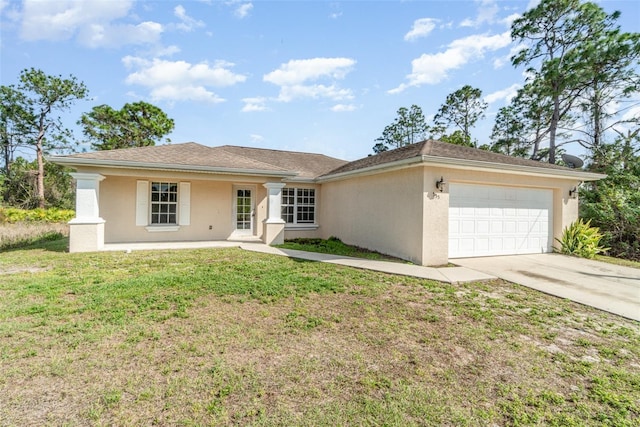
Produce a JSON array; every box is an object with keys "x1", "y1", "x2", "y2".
[
  {"x1": 0, "y1": 207, "x2": 75, "y2": 224},
  {"x1": 554, "y1": 219, "x2": 609, "y2": 259}
]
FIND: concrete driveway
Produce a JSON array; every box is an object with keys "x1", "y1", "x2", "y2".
[{"x1": 454, "y1": 254, "x2": 640, "y2": 322}]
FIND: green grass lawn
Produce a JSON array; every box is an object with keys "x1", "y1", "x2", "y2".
[
  {"x1": 277, "y1": 237, "x2": 409, "y2": 262},
  {"x1": 596, "y1": 255, "x2": 640, "y2": 269},
  {"x1": 1, "y1": 238, "x2": 639, "y2": 426}
]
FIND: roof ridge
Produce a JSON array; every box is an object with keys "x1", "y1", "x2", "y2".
[
  {"x1": 418, "y1": 139, "x2": 434, "y2": 156},
  {"x1": 322, "y1": 139, "x2": 581, "y2": 178},
  {"x1": 82, "y1": 141, "x2": 204, "y2": 154},
  {"x1": 220, "y1": 144, "x2": 341, "y2": 160},
  {"x1": 216, "y1": 146, "x2": 290, "y2": 172}
]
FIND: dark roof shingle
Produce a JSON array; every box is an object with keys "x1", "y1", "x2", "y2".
[
  {"x1": 57, "y1": 142, "x2": 348, "y2": 178},
  {"x1": 67, "y1": 142, "x2": 288, "y2": 172},
  {"x1": 323, "y1": 140, "x2": 575, "y2": 177},
  {"x1": 220, "y1": 145, "x2": 348, "y2": 179}
]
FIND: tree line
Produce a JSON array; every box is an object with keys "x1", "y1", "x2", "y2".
[
  {"x1": 373, "y1": 0, "x2": 639, "y2": 260},
  {"x1": 0, "y1": 68, "x2": 174, "y2": 209}
]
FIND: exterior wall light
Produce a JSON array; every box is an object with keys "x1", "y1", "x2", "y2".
[
  {"x1": 436, "y1": 176, "x2": 446, "y2": 192},
  {"x1": 569, "y1": 186, "x2": 578, "y2": 198}
]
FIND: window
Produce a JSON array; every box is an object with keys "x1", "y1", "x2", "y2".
[
  {"x1": 151, "y1": 182, "x2": 178, "y2": 224},
  {"x1": 282, "y1": 188, "x2": 315, "y2": 224}
]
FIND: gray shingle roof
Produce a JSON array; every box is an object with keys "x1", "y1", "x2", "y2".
[
  {"x1": 323, "y1": 139, "x2": 576, "y2": 177},
  {"x1": 56, "y1": 142, "x2": 348, "y2": 178},
  {"x1": 64, "y1": 142, "x2": 289, "y2": 172},
  {"x1": 220, "y1": 145, "x2": 348, "y2": 179},
  {"x1": 54, "y1": 139, "x2": 590, "y2": 180}
]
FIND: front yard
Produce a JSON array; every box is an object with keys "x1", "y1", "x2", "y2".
[{"x1": 1, "y1": 238, "x2": 638, "y2": 426}]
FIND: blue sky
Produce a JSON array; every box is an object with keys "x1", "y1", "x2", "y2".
[{"x1": 1, "y1": 0, "x2": 638, "y2": 161}]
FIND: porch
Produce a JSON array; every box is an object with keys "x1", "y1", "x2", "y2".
[{"x1": 102, "y1": 237, "x2": 261, "y2": 252}]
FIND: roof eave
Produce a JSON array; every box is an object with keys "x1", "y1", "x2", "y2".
[
  {"x1": 316, "y1": 156, "x2": 424, "y2": 182},
  {"x1": 421, "y1": 155, "x2": 607, "y2": 180},
  {"x1": 317, "y1": 155, "x2": 607, "y2": 182},
  {"x1": 48, "y1": 156, "x2": 298, "y2": 178}
]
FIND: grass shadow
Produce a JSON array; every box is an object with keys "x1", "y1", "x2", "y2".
[{"x1": 2, "y1": 236, "x2": 68, "y2": 253}]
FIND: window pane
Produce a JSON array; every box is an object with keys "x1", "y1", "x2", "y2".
[
  {"x1": 150, "y1": 181, "x2": 178, "y2": 225},
  {"x1": 281, "y1": 188, "x2": 316, "y2": 224}
]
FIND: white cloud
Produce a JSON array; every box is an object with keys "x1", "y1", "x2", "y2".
[
  {"x1": 232, "y1": 1, "x2": 253, "y2": 18},
  {"x1": 250, "y1": 134, "x2": 264, "y2": 143},
  {"x1": 500, "y1": 13, "x2": 520, "y2": 27},
  {"x1": 81, "y1": 21, "x2": 163, "y2": 48},
  {"x1": 242, "y1": 97, "x2": 269, "y2": 112},
  {"x1": 404, "y1": 18, "x2": 439, "y2": 42},
  {"x1": 493, "y1": 43, "x2": 525, "y2": 69},
  {"x1": 151, "y1": 44, "x2": 181, "y2": 57},
  {"x1": 19, "y1": 0, "x2": 163, "y2": 47},
  {"x1": 264, "y1": 57, "x2": 356, "y2": 102},
  {"x1": 277, "y1": 84, "x2": 353, "y2": 103},
  {"x1": 526, "y1": 0, "x2": 541, "y2": 10},
  {"x1": 460, "y1": 0, "x2": 499, "y2": 28},
  {"x1": 331, "y1": 104, "x2": 357, "y2": 112},
  {"x1": 151, "y1": 85, "x2": 225, "y2": 103},
  {"x1": 389, "y1": 31, "x2": 511, "y2": 93},
  {"x1": 618, "y1": 95, "x2": 640, "y2": 128},
  {"x1": 174, "y1": 5, "x2": 205, "y2": 32},
  {"x1": 485, "y1": 83, "x2": 521, "y2": 104},
  {"x1": 123, "y1": 57, "x2": 246, "y2": 103},
  {"x1": 264, "y1": 58, "x2": 355, "y2": 85},
  {"x1": 328, "y1": 2, "x2": 342, "y2": 19}
]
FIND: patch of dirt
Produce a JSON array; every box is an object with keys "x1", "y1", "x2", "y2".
[{"x1": 0, "y1": 266, "x2": 50, "y2": 275}]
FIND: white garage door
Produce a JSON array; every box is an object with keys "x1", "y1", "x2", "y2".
[{"x1": 449, "y1": 183, "x2": 553, "y2": 258}]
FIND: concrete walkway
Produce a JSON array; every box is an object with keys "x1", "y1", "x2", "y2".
[
  {"x1": 240, "y1": 244, "x2": 494, "y2": 284},
  {"x1": 455, "y1": 254, "x2": 640, "y2": 322},
  {"x1": 103, "y1": 241, "x2": 638, "y2": 320},
  {"x1": 103, "y1": 241, "x2": 245, "y2": 251},
  {"x1": 102, "y1": 240, "x2": 494, "y2": 283}
]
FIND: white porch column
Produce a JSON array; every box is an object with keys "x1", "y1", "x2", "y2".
[
  {"x1": 68, "y1": 173, "x2": 106, "y2": 252},
  {"x1": 262, "y1": 182, "x2": 286, "y2": 245}
]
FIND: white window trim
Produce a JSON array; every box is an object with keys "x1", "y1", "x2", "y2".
[
  {"x1": 282, "y1": 187, "x2": 317, "y2": 226},
  {"x1": 145, "y1": 225, "x2": 181, "y2": 232},
  {"x1": 136, "y1": 180, "x2": 191, "y2": 231},
  {"x1": 284, "y1": 223, "x2": 319, "y2": 231},
  {"x1": 150, "y1": 181, "x2": 179, "y2": 225}
]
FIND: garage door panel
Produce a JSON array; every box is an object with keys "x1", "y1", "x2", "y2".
[
  {"x1": 503, "y1": 221, "x2": 516, "y2": 233},
  {"x1": 503, "y1": 238, "x2": 516, "y2": 251},
  {"x1": 461, "y1": 206, "x2": 475, "y2": 216},
  {"x1": 517, "y1": 221, "x2": 530, "y2": 233},
  {"x1": 477, "y1": 220, "x2": 490, "y2": 233},
  {"x1": 476, "y1": 207, "x2": 490, "y2": 216},
  {"x1": 490, "y1": 238, "x2": 503, "y2": 251},
  {"x1": 476, "y1": 238, "x2": 489, "y2": 252},
  {"x1": 461, "y1": 220, "x2": 475, "y2": 233},
  {"x1": 449, "y1": 183, "x2": 552, "y2": 258}
]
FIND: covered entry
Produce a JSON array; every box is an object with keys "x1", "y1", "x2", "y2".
[{"x1": 448, "y1": 183, "x2": 553, "y2": 258}]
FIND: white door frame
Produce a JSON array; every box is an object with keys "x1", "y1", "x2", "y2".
[{"x1": 232, "y1": 185, "x2": 256, "y2": 236}]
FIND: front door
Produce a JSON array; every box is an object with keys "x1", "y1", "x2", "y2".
[{"x1": 234, "y1": 186, "x2": 254, "y2": 235}]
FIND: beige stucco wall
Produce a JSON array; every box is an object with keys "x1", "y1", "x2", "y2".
[
  {"x1": 96, "y1": 172, "x2": 273, "y2": 244},
  {"x1": 69, "y1": 221, "x2": 104, "y2": 252},
  {"x1": 318, "y1": 164, "x2": 582, "y2": 266},
  {"x1": 319, "y1": 167, "x2": 427, "y2": 264},
  {"x1": 71, "y1": 163, "x2": 582, "y2": 261}
]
